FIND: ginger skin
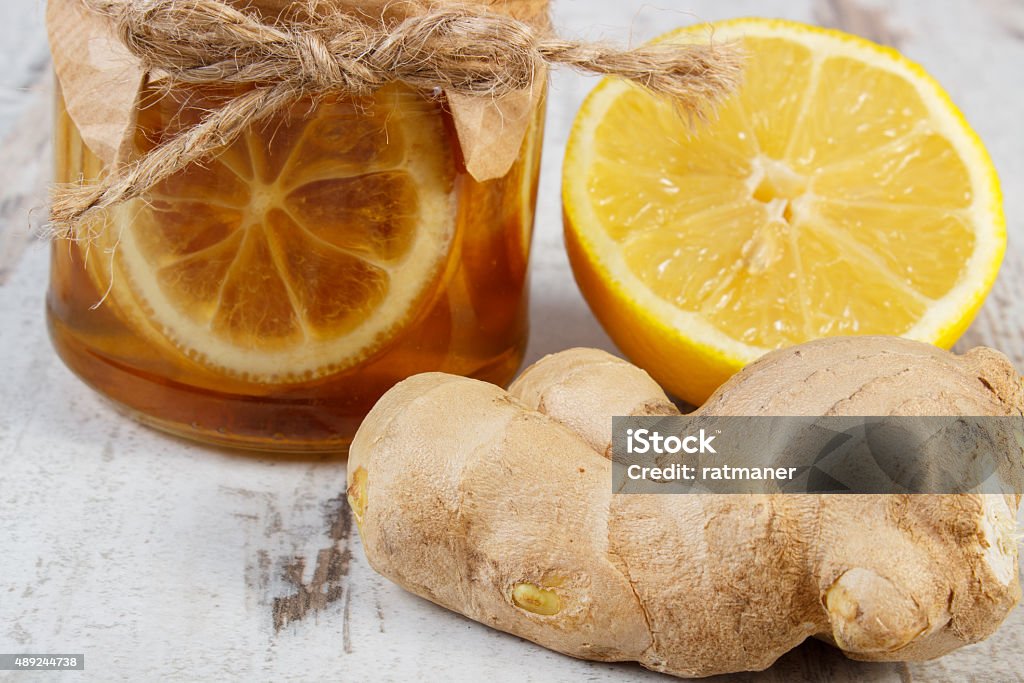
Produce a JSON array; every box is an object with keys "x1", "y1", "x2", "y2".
[{"x1": 347, "y1": 336, "x2": 1022, "y2": 677}]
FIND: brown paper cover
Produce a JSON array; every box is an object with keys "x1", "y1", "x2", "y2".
[{"x1": 46, "y1": 0, "x2": 549, "y2": 181}]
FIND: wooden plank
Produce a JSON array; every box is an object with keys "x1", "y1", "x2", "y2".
[
  {"x1": 813, "y1": 0, "x2": 908, "y2": 46},
  {"x1": 0, "y1": 0, "x2": 1020, "y2": 681},
  {"x1": 0, "y1": 80, "x2": 49, "y2": 284}
]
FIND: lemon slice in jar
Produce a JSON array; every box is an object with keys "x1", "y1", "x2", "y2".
[
  {"x1": 562, "y1": 18, "x2": 1005, "y2": 405},
  {"x1": 101, "y1": 83, "x2": 456, "y2": 383}
]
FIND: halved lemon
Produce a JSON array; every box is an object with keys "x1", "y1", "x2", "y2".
[
  {"x1": 98, "y1": 83, "x2": 456, "y2": 383},
  {"x1": 563, "y1": 18, "x2": 1005, "y2": 404}
]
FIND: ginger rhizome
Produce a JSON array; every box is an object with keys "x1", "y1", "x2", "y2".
[{"x1": 347, "y1": 336, "x2": 1022, "y2": 677}]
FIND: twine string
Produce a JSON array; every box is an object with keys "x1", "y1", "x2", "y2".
[{"x1": 51, "y1": 0, "x2": 743, "y2": 235}]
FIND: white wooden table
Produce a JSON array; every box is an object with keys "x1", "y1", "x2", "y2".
[{"x1": 1, "y1": 1, "x2": 1022, "y2": 680}]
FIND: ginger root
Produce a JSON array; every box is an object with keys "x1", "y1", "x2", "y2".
[{"x1": 347, "y1": 336, "x2": 1022, "y2": 677}]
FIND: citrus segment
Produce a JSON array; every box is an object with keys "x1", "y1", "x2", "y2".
[
  {"x1": 100, "y1": 83, "x2": 456, "y2": 381},
  {"x1": 211, "y1": 228, "x2": 303, "y2": 347},
  {"x1": 284, "y1": 172, "x2": 419, "y2": 261},
  {"x1": 156, "y1": 231, "x2": 243, "y2": 320},
  {"x1": 563, "y1": 19, "x2": 1005, "y2": 404},
  {"x1": 737, "y1": 38, "x2": 815, "y2": 159},
  {"x1": 262, "y1": 209, "x2": 388, "y2": 338}
]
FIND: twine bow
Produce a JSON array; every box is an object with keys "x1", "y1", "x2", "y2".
[{"x1": 51, "y1": 0, "x2": 743, "y2": 235}]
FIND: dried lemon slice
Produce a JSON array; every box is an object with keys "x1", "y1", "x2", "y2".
[{"x1": 100, "y1": 84, "x2": 455, "y2": 382}]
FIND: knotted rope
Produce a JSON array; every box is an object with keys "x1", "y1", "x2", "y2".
[{"x1": 51, "y1": 0, "x2": 743, "y2": 235}]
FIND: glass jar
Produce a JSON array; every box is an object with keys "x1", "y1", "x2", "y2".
[{"x1": 48, "y1": 75, "x2": 544, "y2": 451}]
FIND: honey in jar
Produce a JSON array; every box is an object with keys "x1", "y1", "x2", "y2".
[{"x1": 47, "y1": 3, "x2": 546, "y2": 451}]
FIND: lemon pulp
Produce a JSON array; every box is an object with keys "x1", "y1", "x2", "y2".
[{"x1": 563, "y1": 19, "x2": 1005, "y2": 403}]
